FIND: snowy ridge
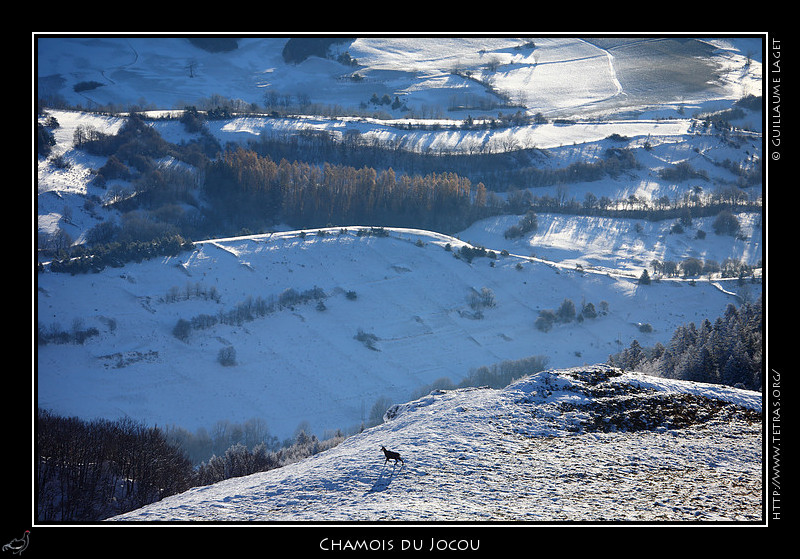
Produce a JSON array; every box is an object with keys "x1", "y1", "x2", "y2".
[{"x1": 110, "y1": 365, "x2": 761, "y2": 522}]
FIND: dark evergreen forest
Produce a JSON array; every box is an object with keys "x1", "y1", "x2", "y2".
[{"x1": 609, "y1": 297, "x2": 763, "y2": 391}]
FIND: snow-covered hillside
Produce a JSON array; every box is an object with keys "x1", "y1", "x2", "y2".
[
  {"x1": 110, "y1": 365, "x2": 762, "y2": 522},
  {"x1": 36, "y1": 224, "x2": 759, "y2": 441}
]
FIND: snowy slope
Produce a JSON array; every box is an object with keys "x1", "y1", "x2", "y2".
[
  {"x1": 37, "y1": 225, "x2": 759, "y2": 441},
  {"x1": 460, "y1": 211, "x2": 763, "y2": 276},
  {"x1": 110, "y1": 365, "x2": 762, "y2": 522}
]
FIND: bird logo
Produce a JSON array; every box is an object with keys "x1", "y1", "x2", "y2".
[{"x1": 2, "y1": 531, "x2": 29, "y2": 555}]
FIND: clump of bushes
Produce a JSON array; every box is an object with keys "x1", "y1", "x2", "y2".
[
  {"x1": 217, "y1": 346, "x2": 237, "y2": 366},
  {"x1": 172, "y1": 286, "x2": 328, "y2": 342},
  {"x1": 354, "y1": 328, "x2": 380, "y2": 351},
  {"x1": 650, "y1": 255, "x2": 756, "y2": 279},
  {"x1": 712, "y1": 210, "x2": 741, "y2": 236},
  {"x1": 195, "y1": 428, "x2": 345, "y2": 486},
  {"x1": 468, "y1": 287, "x2": 496, "y2": 311},
  {"x1": 456, "y1": 244, "x2": 496, "y2": 263},
  {"x1": 37, "y1": 320, "x2": 100, "y2": 345},
  {"x1": 504, "y1": 210, "x2": 538, "y2": 239},
  {"x1": 356, "y1": 226, "x2": 389, "y2": 237},
  {"x1": 536, "y1": 298, "x2": 606, "y2": 332},
  {"x1": 461, "y1": 287, "x2": 496, "y2": 319}
]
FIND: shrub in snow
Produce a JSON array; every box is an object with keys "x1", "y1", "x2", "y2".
[
  {"x1": 354, "y1": 329, "x2": 380, "y2": 351},
  {"x1": 218, "y1": 346, "x2": 237, "y2": 366}
]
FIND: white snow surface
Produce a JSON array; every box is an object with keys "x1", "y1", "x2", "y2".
[{"x1": 111, "y1": 365, "x2": 761, "y2": 522}]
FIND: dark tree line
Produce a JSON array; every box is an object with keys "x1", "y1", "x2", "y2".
[
  {"x1": 609, "y1": 297, "x2": 762, "y2": 391},
  {"x1": 172, "y1": 286, "x2": 327, "y2": 341},
  {"x1": 245, "y1": 129, "x2": 642, "y2": 193},
  {"x1": 44, "y1": 234, "x2": 194, "y2": 275},
  {"x1": 203, "y1": 146, "x2": 494, "y2": 232},
  {"x1": 37, "y1": 408, "x2": 347, "y2": 521},
  {"x1": 37, "y1": 410, "x2": 195, "y2": 521}
]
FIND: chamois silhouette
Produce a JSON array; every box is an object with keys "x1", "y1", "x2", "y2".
[{"x1": 380, "y1": 445, "x2": 403, "y2": 465}]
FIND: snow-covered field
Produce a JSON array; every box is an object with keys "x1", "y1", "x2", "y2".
[
  {"x1": 35, "y1": 35, "x2": 765, "y2": 525},
  {"x1": 111, "y1": 365, "x2": 762, "y2": 522}
]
